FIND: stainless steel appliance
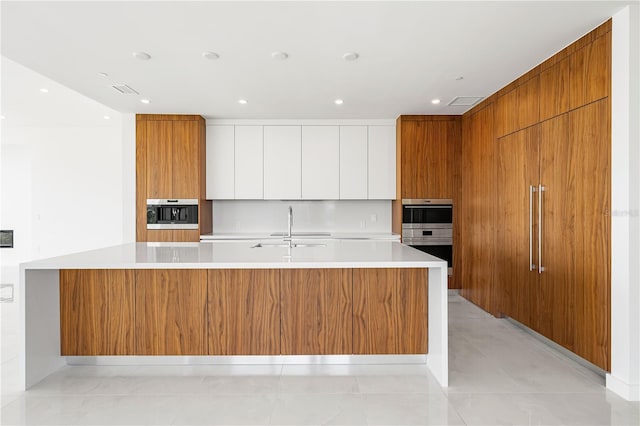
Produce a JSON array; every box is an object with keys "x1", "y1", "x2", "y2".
[
  {"x1": 402, "y1": 199, "x2": 453, "y2": 275},
  {"x1": 146, "y1": 199, "x2": 198, "y2": 230}
]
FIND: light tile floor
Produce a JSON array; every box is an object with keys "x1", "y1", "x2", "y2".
[{"x1": 1, "y1": 295, "x2": 639, "y2": 425}]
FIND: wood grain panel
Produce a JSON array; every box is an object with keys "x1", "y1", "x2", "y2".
[
  {"x1": 569, "y1": 33, "x2": 611, "y2": 110},
  {"x1": 208, "y1": 270, "x2": 280, "y2": 355},
  {"x1": 353, "y1": 268, "x2": 427, "y2": 354},
  {"x1": 495, "y1": 126, "x2": 539, "y2": 327},
  {"x1": 135, "y1": 269, "x2": 207, "y2": 355},
  {"x1": 495, "y1": 77, "x2": 539, "y2": 138},
  {"x1": 172, "y1": 120, "x2": 200, "y2": 199},
  {"x1": 571, "y1": 99, "x2": 611, "y2": 370},
  {"x1": 539, "y1": 113, "x2": 576, "y2": 350},
  {"x1": 280, "y1": 269, "x2": 352, "y2": 355},
  {"x1": 136, "y1": 118, "x2": 148, "y2": 242},
  {"x1": 539, "y1": 57, "x2": 570, "y2": 121},
  {"x1": 60, "y1": 269, "x2": 134, "y2": 355},
  {"x1": 399, "y1": 118, "x2": 460, "y2": 199},
  {"x1": 145, "y1": 120, "x2": 173, "y2": 199},
  {"x1": 460, "y1": 104, "x2": 499, "y2": 315},
  {"x1": 451, "y1": 118, "x2": 463, "y2": 289}
]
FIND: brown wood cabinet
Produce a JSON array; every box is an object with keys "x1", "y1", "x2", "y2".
[
  {"x1": 207, "y1": 269, "x2": 280, "y2": 355},
  {"x1": 60, "y1": 269, "x2": 134, "y2": 355},
  {"x1": 460, "y1": 21, "x2": 611, "y2": 370},
  {"x1": 460, "y1": 104, "x2": 499, "y2": 315},
  {"x1": 136, "y1": 115, "x2": 211, "y2": 242},
  {"x1": 393, "y1": 116, "x2": 461, "y2": 289},
  {"x1": 135, "y1": 269, "x2": 207, "y2": 355},
  {"x1": 353, "y1": 268, "x2": 427, "y2": 354},
  {"x1": 280, "y1": 269, "x2": 352, "y2": 355}
]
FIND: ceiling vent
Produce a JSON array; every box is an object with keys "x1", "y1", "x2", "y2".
[
  {"x1": 111, "y1": 84, "x2": 139, "y2": 95},
  {"x1": 448, "y1": 96, "x2": 484, "y2": 107}
]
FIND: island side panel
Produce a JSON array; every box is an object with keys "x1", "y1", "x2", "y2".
[
  {"x1": 427, "y1": 264, "x2": 448, "y2": 387},
  {"x1": 135, "y1": 269, "x2": 207, "y2": 355},
  {"x1": 24, "y1": 269, "x2": 65, "y2": 388},
  {"x1": 353, "y1": 268, "x2": 427, "y2": 354},
  {"x1": 281, "y1": 269, "x2": 353, "y2": 355},
  {"x1": 208, "y1": 269, "x2": 281, "y2": 355},
  {"x1": 60, "y1": 270, "x2": 135, "y2": 355}
]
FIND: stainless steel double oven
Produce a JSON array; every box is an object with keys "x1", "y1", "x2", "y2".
[{"x1": 402, "y1": 199, "x2": 453, "y2": 275}]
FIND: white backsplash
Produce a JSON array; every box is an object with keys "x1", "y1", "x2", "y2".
[{"x1": 211, "y1": 200, "x2": 392, "y2": 234}]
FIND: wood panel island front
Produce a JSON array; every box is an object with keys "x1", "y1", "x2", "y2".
[{"x1": 19, "y1": 241, "x2": 448, "y2": 389}]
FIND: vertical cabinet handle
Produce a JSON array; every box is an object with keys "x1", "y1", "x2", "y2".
[
  {"x1": 529, "y1": 185, "x2": 537, "y2": 271},
  {"x1": 538, "y1": 184, "x2": 545, "y2": 273}
]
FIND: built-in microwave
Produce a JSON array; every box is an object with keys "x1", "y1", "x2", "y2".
[
  {"x1": 146, "y1": 199, "x2": 198, "y2": 230},
  {"x1": 402, "y1": 199, "x2": 453, "y2": 275}
]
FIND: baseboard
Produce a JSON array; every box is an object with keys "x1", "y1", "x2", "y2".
[{"x1": 606, "y1": 373, "x2": 640, "y2": 401}]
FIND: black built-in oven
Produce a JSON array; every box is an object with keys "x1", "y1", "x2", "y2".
[{"x1": 402, "y1": 199, "x2": 453, "y2": 275}]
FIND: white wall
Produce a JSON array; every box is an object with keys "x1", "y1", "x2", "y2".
[
  {"x1": 212, "y1": 200, "x2": 391, "y2": 234},
  {"x1": 609, "y1": 4, "x2": 640, "y2": 401},
  {"x1": 0, "y1": 58, "x2": 133, "y2": 400}
]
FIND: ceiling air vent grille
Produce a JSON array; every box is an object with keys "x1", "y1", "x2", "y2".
[
  {"x1": 448, "y1": 96, "x2": 484, "y2": 107},
  {"x1": 111, "y1": 84, "x2": 139, "y2": 95}
]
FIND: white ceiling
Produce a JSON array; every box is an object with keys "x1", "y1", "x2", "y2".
[{"x1": 0, "y1": 1, "x2": 631, "y2": 120}]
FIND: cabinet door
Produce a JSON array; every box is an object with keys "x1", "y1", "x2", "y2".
[
  {"x1": 263, "y1": 126, "x2": 301, "y2": 199},
  {"x1": 569, "y1": 99, "x2": 610, "y2": 370},
  {"x1": 146, "y1": 120, "x2": 173, "y2": 198},
  {"x1": 339, "y1": 126, "x2": 368, "y2": 199},
  {"x1": 208, "y1": 270, "x2": 280, "y2": 355},
  {"x1": 281, "y1": 269, "x2": 352, "y2": 355},
  {"x1": 302, "y1": 126, "x2": 339, "y2": 199},
  {"x1": 206, "y1": 125, "x2": 235, "y2": 199},
  {"x1": 495, "y1": 126, "x2": 539, "y2": 329},
  {"x1": 235, "y1": 126, "x2": 264, "y2": 199},
  {"x1": 135, "y1": 269, "x2": 207, "y2": 355},
  {"x1": 569, "y1": 34, "x2": 610, "y2": 110},
  {"x1": 495, "y1": 76, "x2": 540, "y2": 137},
  {"x1": 60, "y1": 269, "x2": 134, "y2": 355},
  {"x1": 172, "y1": 120, "x2": 200, "y2": 199},
  {"x1": 538, "y1": 114, "x2": 576, "y2": 350},
  {"x1": 368, "y1": 125, "x2": 396, "y2": 199},
  {"x1": 353, "y1": 268, "x2": 427, "y2": 354},
  {"x1": 539, "y1": 57, "x2": 570, "y2": 121}
]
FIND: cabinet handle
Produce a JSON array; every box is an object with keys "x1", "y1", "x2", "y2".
[
  {"x1": 538, "y1": 184, "x2": 545, "y2": 273},
  {"x1": 529, "y1": 185, "x2": 537, "y2": 271}
]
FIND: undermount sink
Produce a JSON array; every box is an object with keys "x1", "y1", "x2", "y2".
[
  {"x1": 269, "y1": 232, "x2": 331, "y2": 237},
  {"x1": 251, "y1": 242, "x2": 327, "y2": 248}
]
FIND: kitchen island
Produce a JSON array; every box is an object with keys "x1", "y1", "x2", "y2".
[{"x1": 19, "y1": 240, "x2": 448, "y2": 389}]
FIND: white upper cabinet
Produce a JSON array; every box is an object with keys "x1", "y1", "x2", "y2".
[
  {"x1": 206, "y1": 125, "x2": 235, "y2": 199},
  {"x1": 339, "y1": 126, "x2": 368, "y2": 199},
  {"x1": 263, "y1": 126, "x2": 302, "y2": 200},
  {"x1": 234, "y1": 126, "x2": 263, "y2": 199},
  {"x1": 302, "y1": 126, "x2": 340, "y2": 199},
  {"x1": 367, "y1": 125, "x2": 396, "y2": 199}
]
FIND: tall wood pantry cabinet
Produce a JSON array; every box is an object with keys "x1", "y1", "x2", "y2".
[{"x1": 136, "y1": 114, "x2": 212, "y2": 242}]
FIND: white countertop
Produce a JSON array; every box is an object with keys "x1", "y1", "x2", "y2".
[
  {"x1": 199, "y1": 232, "x2": 401, "y2": 241},
  {"x1": 21, "y1": 241, "x2": 444, "y2": 270}
]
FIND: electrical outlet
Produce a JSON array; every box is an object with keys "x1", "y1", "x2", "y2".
[
  {"x1": 359, "y1": 220, "x2": 366, "y2": 228},
  {"x1": 370, "y1": 214, "x2": 378, "y2": 222}
]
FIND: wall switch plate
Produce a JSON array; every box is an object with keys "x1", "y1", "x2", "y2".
[{"x1": 0, "y1": 284, "x2": 14, "y2": 303}]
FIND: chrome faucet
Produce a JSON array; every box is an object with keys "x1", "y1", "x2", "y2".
[{"x1": 285, "y1": 206, "x2": 294, "y2": 250}]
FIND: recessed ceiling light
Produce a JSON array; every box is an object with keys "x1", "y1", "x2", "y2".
[
  {"x1": 342, "y1": 52, "x2": 359, "y2": 61},
  {"x1": 103, "y1": 115, "x2": 111, "y2": 120},
  {"x1": 202, "y1": 51, "x2": 220, "y2": 60},
  {"x1": 238, "y1": 99, "x2": 248, "y2": 105},
  {"x1": 271, "y1": 51, "x2": 289, "y2": 60},
  {"x1": 140, "y1": 99, "x2": 150, "y2": 104},
  {"x1": 133, "y1": 51, "x2": 152, "y2": 61},
  {"x1": 431, "y1": 99, "x2": 441, "y2": 105},
  {"x1": 334, "y1": 99, "x2": 344, "y2": 105},
  {"x1": 98, "y1": 72, "x2": 109, "y2": 78},
  {"x1": 40, "y1": 88, "x2": 49, "y2": 93}
]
